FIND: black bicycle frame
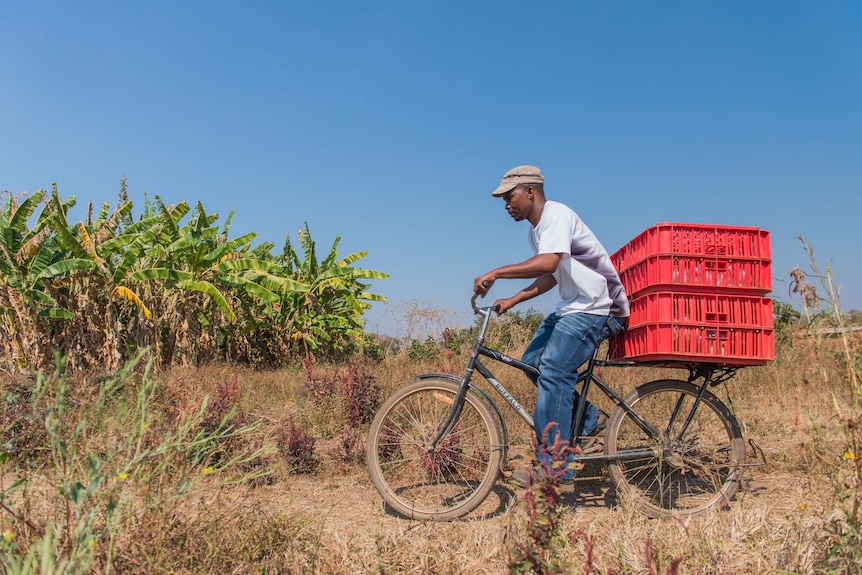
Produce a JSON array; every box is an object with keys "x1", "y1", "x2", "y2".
[{"x1": 427, "y1": 304, "x2": 727, "y2": 464}]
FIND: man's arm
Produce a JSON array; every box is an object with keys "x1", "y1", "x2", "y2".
[
  {"x1": 473, "y1": 253, "x2": 562, "y2": 296},
  {"x1": 473, "y1": 252, "x2": 562, "y2": 314},
  {"x1": 493, "y1": 273, "x2": 557, "y2": 314}
]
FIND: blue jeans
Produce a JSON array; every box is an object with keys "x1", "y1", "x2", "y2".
[{"x1": 522, "y1": 312, "x2": 619, "y2": 480}]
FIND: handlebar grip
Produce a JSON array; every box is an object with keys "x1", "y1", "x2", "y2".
[{"x1": 471, "y1": 280, "x2": 493, "y2": 313}]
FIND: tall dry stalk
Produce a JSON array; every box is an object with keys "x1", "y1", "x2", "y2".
[{"x1": 790, "y1": 234, "x2": 861, "y2": 570}]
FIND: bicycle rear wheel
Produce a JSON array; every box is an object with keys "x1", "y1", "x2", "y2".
[
  {"x1": 606, "y1": 379, "x2": 745, "y2": 518},
  {"x1": 366, "y1": 378, "x2": 503, "y2": 521}
]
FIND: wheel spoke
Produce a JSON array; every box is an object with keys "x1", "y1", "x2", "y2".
[
  {"x1": 606, "y1": 380, "x2": 745, "y2": 518},
  {"x1": 367, "y1": 380, "x2": 502, "y2": 520}
]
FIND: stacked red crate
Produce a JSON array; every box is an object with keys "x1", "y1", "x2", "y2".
[{"x1": 609, "y1": 223, "x2": 774, "y2": 366}]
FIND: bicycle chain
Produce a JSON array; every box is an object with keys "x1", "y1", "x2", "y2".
[{"x1": 573, "y1": 474, "x2": 607, "y2": 482}]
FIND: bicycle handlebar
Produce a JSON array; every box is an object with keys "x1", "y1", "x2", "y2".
[
  {"x1": 470, "y1": 292, "x2": 484, "y2": 313},
  {"x1": 471, "y1": 280, "x2": 500, "y2": 314}
]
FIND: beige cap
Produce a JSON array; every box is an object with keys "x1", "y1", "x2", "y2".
[{"x1": 491, "y1": 165, "x2": 544, "y2": 196}]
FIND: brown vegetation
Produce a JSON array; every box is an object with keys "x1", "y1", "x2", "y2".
[
  {"x1": 1, "y1": 228, "x2": 859, "y2": 573},
  {"x1": 1, "y1": 314, "x2": 860, "y2": 574}
]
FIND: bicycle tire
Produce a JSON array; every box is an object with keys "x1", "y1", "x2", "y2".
[
  {"x1": 606, "y1": 379, "x2": 745, "y2": 518},
  {"x1": 366, "y1": 378, "x2": 504, "y2": 521}
]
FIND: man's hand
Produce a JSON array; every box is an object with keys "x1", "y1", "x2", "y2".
[
  {"x1": 473, "y1": 274, "x2": 495, "y2": 296},
  {"x1": 493, "y1": 297, "x2": 517, "y2": 315}
]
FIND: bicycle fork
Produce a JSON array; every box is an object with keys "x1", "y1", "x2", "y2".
[{"x1": 426, "y1": 307, "x2": 495, "y2": 451}]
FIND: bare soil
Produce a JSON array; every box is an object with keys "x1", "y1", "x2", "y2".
[{"x1": 265, "y1": 433, "x2": 822, "y2": 574}]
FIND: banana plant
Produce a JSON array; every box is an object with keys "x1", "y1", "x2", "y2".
[
  {"x1": 274, "y1": 222, "x2": 388, "y2": 353},
  {"x1": 127, "y1": 201, "x2": 249, "y2": 321},
  {"x1": 122, "y1": 199, "x2": 303, "y2": 363},
  {"x1": 0, "y1": 189, "x2": 101, "y2": 368},
  {"x1": 0, "y1": 190, "x2": 105, "y2": 317},
  {"x1": 0, "y1": 185, "x2": 391, "y2": 370}
]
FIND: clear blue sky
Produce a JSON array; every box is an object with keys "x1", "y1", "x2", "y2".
[{"x1": 3, "y1": 1, "x2": 860, "y2": 335}]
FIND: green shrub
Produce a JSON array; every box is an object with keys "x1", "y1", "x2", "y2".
[{"x1": 407, "y1": 336, "x2": 440, "y2": 361}]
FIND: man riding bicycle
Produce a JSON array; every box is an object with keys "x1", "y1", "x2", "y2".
[{"x1": 473, "y1": 165, "x2": 630, "y2": 491}]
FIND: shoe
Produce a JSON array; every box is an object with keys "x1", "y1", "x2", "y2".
[
  {"x1": 591, "y1": 410, "x2": 608, "y2": 437},
  {"x1": 510, "y1": 468, "x2": 575, "y2": 494}
]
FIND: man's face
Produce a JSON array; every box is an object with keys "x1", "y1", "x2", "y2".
[{"x1": 501, "y1": 185, "x2": 533, "y2": 222}]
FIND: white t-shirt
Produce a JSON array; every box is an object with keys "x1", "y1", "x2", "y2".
[{"x1": 528, "y1": 201, "x2": 630, "y2": 317}]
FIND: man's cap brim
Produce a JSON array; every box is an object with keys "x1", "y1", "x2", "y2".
[
  {"x1": 490, "y1": 178, "x2": 543, "y2": 197},
  {"x1": 491, "y1": 182, "x2": 518, "y2": 197}
]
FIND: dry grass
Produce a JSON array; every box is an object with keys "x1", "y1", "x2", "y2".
[{"x1": 1, "y1": 326, "x2": 860, "y2": 574}]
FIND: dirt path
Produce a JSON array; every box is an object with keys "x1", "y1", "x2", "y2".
[
  {"x1": 207, "y1": 429, "x2": 824, "y2": 574},
  {"x1": 273, "y1": 444, "x2": 801, "y2": 550}
]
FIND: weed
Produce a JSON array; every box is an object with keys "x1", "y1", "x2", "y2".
[
  {"x1": 386, "y1": 299, "x2": 461, "y2": 352},
  {"x1": 200, "y1": 377, "x2": 247, "y2": 433},
  {"x1": 196, "y1": 376, "x2": 251, "y2": 465},
  {"x1": 508, "y1": 424, "x2": 685, "y2": 575},
  {"x1": 407, "y1": 336, "x2": 440, "y2": 361},
  {"x1": 303, "y1": 357, "x2": 380, "y2": 442},
  {"x1": 305, "y1": 357, "x2": 337, "y2": 404},
  {"x1": 641, "y1": 536, "x2": 684, "y2": 575},
  {"x1": 277, "y1": 417, "x2": 318, "y2": 473},
  {"x1": 331, "y1": 427, "x2": 365, "y2": 465},
  {"x1": 359, "y1": 332, "x2": 385, "y2": 361},
  {"x1": 0, "y1": 353, "x2": 265, "y2": 574},
  {"x1": 0, "y1": 375, "x2": 47, "y2": 466},
  {"x1": 339, "y1": 359, "x2": 381, "y2": 429},
  {"x1": 442, "y1": 326, "x2": 474, "y2": 354},
  {"x1": 508, "y1": 424, "x2": 569, "y2": 575}
]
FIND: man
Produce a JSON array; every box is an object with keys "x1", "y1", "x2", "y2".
[{"x1": 473, "y1": 165, "x2": 630, "y2": 491}]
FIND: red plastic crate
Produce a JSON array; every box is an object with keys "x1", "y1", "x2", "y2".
[
  {"x1": 609, "y1": 323, "x2": 774, "y2": 366},
  {"x1": 627, "y1": 291, "x2": 774, "y2": 329},
  {"x1": 618, "y1": 254, "x2": 772, "y2": 297},
  {"x1": 611, "y1": 223, "x2": 771, "y2": 273}
]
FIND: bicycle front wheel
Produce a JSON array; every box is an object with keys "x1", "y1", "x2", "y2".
[
  {"x1": 366, "y1": 378, "x2": 504, "y2": 521},
  {"x1": 606, "y1": 379, "x2": 745, "y2": 518}
]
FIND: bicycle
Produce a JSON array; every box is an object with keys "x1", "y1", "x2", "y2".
[{"x1": 365, "y1": 292, "x2": 765, "y2": 521}]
